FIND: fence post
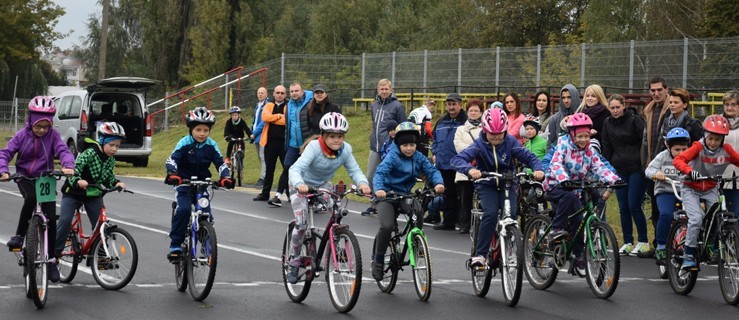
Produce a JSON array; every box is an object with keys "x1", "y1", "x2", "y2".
[
  {"x1": 536, "y1": 44, "x2": 541, "y2": 90},
  {"x1": 629, "y1": 40, "x2": 634, "y2": 94},
  {"x1": 581, "y1": 43, "x2": 586, "y2": 90},
  {"x1": 458, "y1": 48, "x2": 462, "y2": 93},
  {"x1": 164, "y1": 91, "x2": 169, "y2": 131},
  {"x1": 423, "y1": 50, "x2": 428, "y2": 93},
  {"x1": 495, "y1": 46, "x2": 500, "y2": 90},
  {"x1": 224, "y1": 74, "x2": 229, "y2": 110},
  {"x1": 683, "y1": 38, "x2": 688, "y2": 89},
  {"x1": 392, "y1": 51, "x2": 396, "y2": 86},
  {"x1": 281, "y1": 52, "x2": 285, "y2": 85},
  {"x1": 361, "y1": 52, "x2": 366, "y2": 98}
]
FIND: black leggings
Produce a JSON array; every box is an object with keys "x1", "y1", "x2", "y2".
[
  {"x1": 261, "y1": 141, "x2": 287, "y2": 196},
  {"x1": 226, "y1": 140, "x2": 246, "y2": 158},
  {"x1": 16, "y1": 179, "x2": 57, "y2": 254},
  {"x1": 373, "y1": 198, "x2": 423, "y2": 263}
]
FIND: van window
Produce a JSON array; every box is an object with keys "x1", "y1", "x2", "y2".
[
  {"x1": 69, "y1": 96, "x2": 82, "y2": 118},
  {"x1": 57, "y1": 96, "x2": 73, "y2": 119}
]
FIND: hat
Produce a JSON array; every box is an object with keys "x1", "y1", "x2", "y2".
[
  {"x1": 313, "y1": 84, "x2": 328, "y2": 92},
  {"x1": 424, "y1": 99, "x2": 436, "y2": 105},
  {"x1": 395, "y1": 130, "x2": 419, "y2": 146},
  {"x1": 491, "y1": 101, "x2": 503, "y2": 109},
  {"x1": 445, "y1": 93, "x2": 462, "y2": 102},
  {"x1": 385, "y1": 120, "x2": 399, "y2": 132}
]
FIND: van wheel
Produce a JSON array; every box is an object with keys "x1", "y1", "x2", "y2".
[
  {"x1": 67, "y1": 140, "x2": 78, "y2": 157},
  {"x1": 132, "y1": 157, "x2": 149, "y2": 167}
]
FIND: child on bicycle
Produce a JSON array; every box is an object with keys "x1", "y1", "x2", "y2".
[
  {"x1": 673, "y1": 115, "x2": 739, "y2": 269},
  {"x1": 223, "y1": 106, "x2": 252, "y2": 166},
  {"x1": 0, "y1": 96, "x2": 75, "y2": 281},
  {"x1": 371, "y1": 122, "x2": 445, "y2": 280},
  {"x1": 543, "y1": 113, "x2": 621, "y2": 268},
  {"x1": 55, "y1": 122, "x2": 127, "y2": 259},
  {"x1": 645, "y1": 127, "x2": 691, "y2": 264},
  {"x1": 451, "y1": 108, "x2": 545, "y2": 267},
  {"x1": 164, "y1": 107, "x2": 234, "y2": 261},
  {"x1": 287, "y1": 112, "x2": 372, "y2": 284}
]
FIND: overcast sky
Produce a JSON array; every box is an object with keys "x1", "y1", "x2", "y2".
[{"x1": 52, "y1": 0, "x2": 100, "y2": 50}]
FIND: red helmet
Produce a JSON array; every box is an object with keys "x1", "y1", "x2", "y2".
[
  {"x1": 481, "y1": 108, "x2": 508, "y2": 134},
  {"x1": 703, "y1": 115, "x2": 729, "y2": 135}
]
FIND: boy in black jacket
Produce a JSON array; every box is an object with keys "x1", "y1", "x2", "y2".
[{"x1": 224, "y1": 106, "x2": 252, "y2": 166}]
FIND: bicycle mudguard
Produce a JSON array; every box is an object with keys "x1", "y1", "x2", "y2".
[{"x1": 406, "y1": 227, "x2": 427, "y2": 267}]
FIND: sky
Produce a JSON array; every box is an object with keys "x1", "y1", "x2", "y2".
[{"x1": 52, "y1": 0, "x2": 100, "y2": 50}]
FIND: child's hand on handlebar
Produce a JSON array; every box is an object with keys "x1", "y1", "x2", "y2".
[
  {"x1": 375, "y1": 190, "x2": 386, "y2": 198},
  {"x1": 0, "y1": 173, "x2": 9, "y2": 181},
  {"x1": 654, "y1": 171, "x2": 666, "y2": 181},
  {"x1": 77, "y1": 180, "x2": 89, "y2": 189},
  {"x1": 434, "y1": 184, "x2": 445, "y2": 194},
  {"x1": 358, "y1": 184, "x2": 371, "y2": 195},
  {"x1": 297, "y1": 184, "x2": 309, "y2": 194},
  {"x1": 533, "y1": 170, "x2": 544, "y2": 181},
  {"x1": 62, "y1": 168, "x2": 75, "y2": 175},
  {"x1": 115, "y1": 181, "x2": 126, "y2": 190},
  {"x1": 468, "y1": 169, "x2": 481, "y2": 180}
]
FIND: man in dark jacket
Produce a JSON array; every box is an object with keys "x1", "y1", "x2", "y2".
[{"x1": 431, "y1": 93, "x2": 468, "y2": 230}]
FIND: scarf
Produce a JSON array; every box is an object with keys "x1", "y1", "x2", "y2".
[
  {"x1": 468, "y1": 119, "x2": 481, "y2": 126},
  {"x1": 231, "y1": 118, "x2": 241, "y2": 126},
  {"x1": 664, "y1": 110, "x2": 689, "y2": 132},
  {"x1": 725, "y1": 114, "x2": 739, "y2": 130},
  {"x1": 582, "y1": 103, "x2": 606, "y2": 119},
  {"x1": 318, "y1": 136, "x2": 340, "y2": 158}
]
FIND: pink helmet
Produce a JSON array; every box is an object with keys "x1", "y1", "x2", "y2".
[
  {"x1": 28, "y1": 96, "x2": 56, "y2": 114},
  {"x1": 567, "y1": 113, "x2": 593, "y2": 137},
  {"x1": 481, "y1": 108, "x2": 508, "y2": 134}
]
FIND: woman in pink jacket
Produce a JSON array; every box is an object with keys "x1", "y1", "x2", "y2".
[{"x1": 504, "y1": 93, "x2": 526, "y2": 144}]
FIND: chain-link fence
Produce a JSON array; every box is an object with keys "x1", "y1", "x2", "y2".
[{"x1": 0, "y1": 99, "x2": 29, "y2": 133}]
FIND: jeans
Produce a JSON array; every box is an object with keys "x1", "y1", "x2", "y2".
[
  {"x1": 55, "y1": 195, "x2": 104, "y2": 256},
  {"x1": 254, "y1": 144, "x2": 266, "y2": 180},
  {"x1": 457, "y1": 181, "x2": 473, "y2": 229},
  {"x1": 655, "y1": 193, "x2": 679, "y2": 246},
  {"x1": 170, "y1": 186, "x2": 211, "y2": 248},
  {"x1": 615, "y1": 171, "x2": 648, "y2": 244},
  {"x1": 474, "y1": 184, "x2": 517, "y2": 257}
]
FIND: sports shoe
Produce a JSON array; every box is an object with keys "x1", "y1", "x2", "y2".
[
  {"x1": 48, "y1": 261, "x2": 60, "y2": 283},
  {"x1": 470, "y1": 255, "x2": 487, "y2": 268},
  {"x1": 548, "y1": 228, "x2": 567, "y2": 241},
  {"x1": 372, "y1": 261, "x2": 384, "y2": 281},
  {"x1": 6, "y1": 235, "x2": 23, "y2": 251},
  {"x1": 225, "y1": 158, "x2": 231, "y2": 166},
  {"x1": 268, "y1": 196, "x2": 282, "y2": 207},
  {"x1": 655, "y1": 248, "x2": 667, "y2": 265},
  {"x1": 253, "y1": 194, "x2": 269, "y2": 201},
  {"x1": 167, "y1": 246, "x2": 183, "y2": 262},
  {"x1": 361, "y1": 207, "x2": 376, "y2": 216},
  {"x1": 637, "y1": 248, "x2": 655, "y2": 258},
  {"x1": 631, "y1": 242, "x2": 651, "y2": 255},
  {"x1": 619, "y1": 243, "x2": 634, "y2": 255},
  {"x1": 681, "y1": 254, "x2": 697, "y2": 270},
  {"x1": 423, "y1": 215, "x2": 439, "y2": 224},
  {"x1": 287, "y1": 265, "x2": 300, "y2": 284},
  {"x1": 573, "y1": 256, "x2": 586, "y2": 274}
]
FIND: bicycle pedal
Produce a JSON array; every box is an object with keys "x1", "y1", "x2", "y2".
[{"x1": 9, "y1": 248, "x2": 21, "y2": 253}]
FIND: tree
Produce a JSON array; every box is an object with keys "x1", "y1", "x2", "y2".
[
  {"x1": 182, "y1": 0, "x2": 231, "y2": 83},
  {"x1": 580, "y1": 0, "x2": 644, "y2": 42}
]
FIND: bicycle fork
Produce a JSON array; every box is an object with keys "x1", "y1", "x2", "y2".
[
  {"x1": 406, "y1": 228, "x2": 427, "y2": 268},
  {"x1": 328, "y1": 225, "x2": 354, "y2": 273}
]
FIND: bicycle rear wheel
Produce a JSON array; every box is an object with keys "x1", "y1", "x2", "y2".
[
  {"x1": 718, "y1": 224, "x2": 739, "y2": 305},
  {"x1": 58, "y1": 232, "x2": 81, "y2": 283},
  {"x1": 372, "y1": 237, "x2": 399, "y2": 293},
  {"x1": 326, "y1": 228, "x2": 362, "y2": 313},
  {"x1": 282, "y1": 222, "x2": 314, "y2": 302},
  {"x1": 501, "y1": 225, "x2": 523, "y2": 306},
  {"x1": 411, "y1": 233, "x2": 432, "y2": 301},
  {"x1": 234, "y1": 153, "x2": 243, "y2": 187},
  {"x1": 523, "y1": 215, "x2": 558, "y2": 290},
  {"x1": 25, "y1": 215, "x2": 48, "y2": 309},
  {"x1": 666, "y1": 220, "x2": 697, "y2": 295},
  {"x1": 470, "y1": 211, "x2": 492, "y2": 297},
  {"x1": 91, "y1": 227, "x2": 138, "y2": 290},
  {"x1": 585, "y1": 221, "x2": 620, "y2": 299},
  {"x1": 187, "y1": 220, "x2": 218, "y2": 301}
]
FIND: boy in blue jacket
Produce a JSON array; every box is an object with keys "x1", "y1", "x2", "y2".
[{"x1": 372, "y1": 122, "x2": 445, "y2": 281}]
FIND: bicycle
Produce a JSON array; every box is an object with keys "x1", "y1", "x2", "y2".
[
  {"x1": 664, "y1": 175, "x2": 739, "y2": 305},
  {"x1": 281, "y1": 182, "x2": 365, "y2": 313},
  {"x1": 372, "y1": 188, "x2": 435, "y2": 301},
  {"x1": 517, "y1": 172, "x2": 550, "y2": 232},
  {"x1": 523, "y1": 179, "x2": 625, "y2": 299},
  {"x1": 57, "y1": 184, "x2": 138, "y2": 290},
  {"x1": 653, "y1": 177, "x2": 684, "y2": 280},
  {"x1": 466, "y1": 171, "x2": 525, "y2": 306},
  {"x1": 3, "y1": 171, "x2": 68, "y2": 309},
  {"x1": 227, "y1": 137, "x2": 247, "y2": 187},
  {"x1": 168, "y1": 178, "x2": 225, "y2": 301}
]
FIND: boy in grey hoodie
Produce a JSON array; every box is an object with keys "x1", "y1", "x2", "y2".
[{"x1": 546, "y1": 84, "x2": 581, "y2": 149}]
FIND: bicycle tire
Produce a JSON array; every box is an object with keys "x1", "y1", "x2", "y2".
[
  {"x1": 718, "y1": 224, "x2": 739, "y2": 305},
  {"x1": 187, "y1": 220, "x2": 217, "y2": 301},
  {"x1": 91, "y1": 227, "x2": 138, "y2": 290},
  {"x1": 411, "y1": 233, "x2": 432, "y2": 301},
  {"x1": 326, "y1": 228, "x2": 362, "y2": 313},
  {"x1": 585, "y1": 221, "x2": 620, "y2": 299},
  {"x1": 282, "y1": 222, "x2": 313, "y2": 302},
  {"x1": 470, "y1": 212, "x2": 492, "y2": 297},
  {"x1": 234, "y1": 152, "x2": 243, "y2": 187},
  {"x1": 523, "y1": 215, "x2": 558, "y2": 290},
  {"x1": 373, "y1": 237, "x2": 399, "y2": 293},
  {"x1": 501, "y1": 225, "x2": 523, "y2": 306},
  {"x1": 25, "y1": 215, "x2": 47, "y2": 309},
  {"x1": 175, "y1": 250, "x2": 188, "y2": 292},
  {"x1": 666, "y1": 220, "x2": 697, "y2": 295},
  {"x1": 58, "y1": 232, "x2": 81, "y2": 283}
]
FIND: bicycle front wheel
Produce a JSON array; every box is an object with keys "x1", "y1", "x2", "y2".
[
  {"x1": 585, "y1": 221, "x2": 620, "y2": 299},
  {"x1": 58, "y1": 232, "x2": 81, "y2": 283},
  {"x1": 411, "y1": 233, "x2": 432, "y2": 301},
  {"x1": 326, "y1": 228, "x2": 362, "y2": 313},
  {"x1": 718, "y1": 224, "x2": 739, "y2": 305},
  {"x1": 666, "y1": 220, "x2": 697, "y2": 295},
  {"x1": 91, "y1": 227, "x2": 138, "y2": 290},
  {"x1": 470, "y1": 212, "x2": 492, "y2": 297},
  {"x1": 282, "y1": 222, "x2": 314, "y2": 302},
  {"x1": 372, "y1": 237, "x2": 398, "y2": 293},
  {"x1": 25, "y1": 215, "x2": 47, "y2": 309},
  {"x1": 523, "y1": 215, "x2": 558, "y2": 290},
  {"x1": 234, "y1": 153, "x2": 243, "y2": 187},
  {"x1": 501, "y1": 225, "x2": 523, "y2": 306},
  {"x1": 187, "y1": 220, "x2": 218, "y2": 301},
  {"x1": 175, "y1": 248, "x2": 188, "y2": 292}
]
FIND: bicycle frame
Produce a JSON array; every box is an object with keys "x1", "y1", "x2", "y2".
[
  {"x1": 189, "y1": 185, "x2": 214, "y2": 259},
  {"x1": 385, "y1": 190, "x2": 433, "y2": 269}
]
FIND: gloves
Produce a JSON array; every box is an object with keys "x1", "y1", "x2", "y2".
[
  {"x1": 220, "y1": 178, "x2": 234, "y2": 189},
  {"x1": 689, "y1": 171, "x2": 704, "y2": 181},
  {"x1": 165, "y1": 174, "x2": 182, "y2": 186}
]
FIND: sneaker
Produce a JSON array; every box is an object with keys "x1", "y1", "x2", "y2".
[
  {"x1": 6, "y1": 235, "x2": 23, "y2": 251},
  {"x1": 361, "y1": 207, "x2": 376, "y2": 216},
  {"x1": 287, "y1": 265, "x2": 300, "y2": 284},
  {"x1": 268, "y1": 196, "x2": 282, "y2": 207},
  {"x1": 681, "y1": 254, "x2": 698, "y2": 270},
  {"x1": 48, "y1": 261, "x2": 60, "y2": 283},
  {"x1": 253, "y1": 194, "x2": 269, "y2": 201},
  {"x1": 548, "y1": 228, "x2": 567, "y2": 241},
  {"x1": 433, "y1": 223, "x2": 455, "y2": 231},
  {"x1": 372, "y1": 261, "x2": 384, "y2": 281},
  {"x1": 423, "y1": 216, "x2": 439, "y2": 224},
  {"x1": 631, "y1": 242, "x2": 651, "y2": 255},
  {"x1": 655, "y1": 248, "x2": 667, "y2": 265},
  {"x1": 470, "y1": 255, "x2": 487, "y2": 268},
  {"x1": 573, "y1": 257, "x2": 586, "y2": 274},
  {"x1": 637, "y1": 248, "x2": 656, "y2": 259},
  {"x1": 225, "y1": 158, "x2": 231, "y2": 166},
  {"x1": 619, "y1": 243, "x2": 634, "y2": 255},
  {"x1": 167, "y1": 246, "x2": 183, "y2": 262}
]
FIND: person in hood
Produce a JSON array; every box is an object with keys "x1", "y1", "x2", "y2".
[
  {"x1": 546, "y1": 84, "x2": 581, "y2": 149},
  {"x1": 0, "y1": 96, "x2": 75, "y2": 282}
]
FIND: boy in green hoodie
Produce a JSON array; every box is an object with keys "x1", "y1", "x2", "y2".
[{"x1": 523, "y1": 116, "x2": 546, "y2": 159}]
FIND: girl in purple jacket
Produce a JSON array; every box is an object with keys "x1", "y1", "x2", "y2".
[{"x1": 0, "y1": 96, "x2": 74, "y2": 281}]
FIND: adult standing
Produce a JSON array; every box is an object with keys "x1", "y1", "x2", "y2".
[
  {"x1": 453, "y1": 99, "x2": 484, "y2": 234},
  {"x1": 576, "y1": 84, "x2": 609, "y2": 144},
  {"x1": 655, "y1": 88, "x2": 703, "y2": 155},
  {"x1": 281, "y1": 82, "x2": 314, "y2": 203},
  {"x1": 546, "y1": 84, "x2": 581, "y2": 149},
  {"x1": 362, "y1": 79, "x2": 407, "y2": 216},
  {"x1": 532, "y1": 90, "x2": 553, "y2": 140},
  {"x1": 254, "y1": 85, "x2": 288, "y2": 206},
  {"x1": 721, "y1": 90, "x2": 739, "y2": 215},
  {"x1": 303, "y1": 84, "x2": 341, "y2": 137},
  {"x1": 409, "y1": 98, "x2": 435, "y2": 157},
  {"x1": 251, "y1": 87, "x2": 268, "y2": 186},
  {"x1": 601, "y1": 94, "x2": 649, "y2": 255},
  {"x1": 503, "y1": 93, "x2": 525, "y2": 144},
  {"x1": 431, "y1": 93, "x2": 468, "y2": 230}
]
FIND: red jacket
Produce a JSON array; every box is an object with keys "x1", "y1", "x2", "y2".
[{"x1": 674, "y1": 141, "x2": 739, "y2": 191}]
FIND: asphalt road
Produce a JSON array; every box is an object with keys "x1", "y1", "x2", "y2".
[{"x1": 0, "y1": 175, "x2": 737, "y2": 319}]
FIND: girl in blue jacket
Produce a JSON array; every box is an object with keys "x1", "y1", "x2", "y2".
[{"x1": 451, "y1": 108, "x2": 544, "y2": 268}]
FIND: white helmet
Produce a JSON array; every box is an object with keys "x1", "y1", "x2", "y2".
[
  {"x1": 319, "y1": 112, "x2": 349, "y2": 134},
  {"x1": 97, "y1": 121, "x2": 126, "y2": 138},
  {"x1": 186, "y1": 107, "x2": 216, "y2": 128}
]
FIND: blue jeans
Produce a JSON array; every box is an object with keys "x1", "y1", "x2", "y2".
[
  {"x1": 545, "y1": 185, "x2": 584, "y2": 257},
  {"x1": 615, "y1": 171, "x2": 647, "y2": 244},
  {"x1": 474, "y1": 184, "x2": 517, "y2": 257},
  {"x1": 170, "y1": 186, "x2": 211, "y2": 248},
  {"x1": 655, "y1": 193, "x2": 679, "y2": 246},
  {"x1": 55, "y1": 195, "x2": 104, "y2": 256}
]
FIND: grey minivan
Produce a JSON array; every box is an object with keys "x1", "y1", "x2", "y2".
[{"x1": 53, "y1": 77, "x2": 157, "y2": 167}]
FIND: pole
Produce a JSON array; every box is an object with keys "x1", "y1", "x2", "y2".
[
  {"x1": 683, "y1": 38, "x2": 688, "y2": 89},
  {"x1": 12, "y1": 75, "x2": 19, "y2": 132},
  {"x1": 629, "y1": 40, "x2": 634, "y2": 94},
  {"x1": 361, "y1": 53, "x2": 366, "y2": 98},
  {"x1": 163, "y1": 91, "x2": 169, "y2": 130},
  {"x1": 536, "y1": 44, "x2": 541, "y2": 90},
  {"x1": 391, "y1": 51, "x2": 396, "y2": 85},
  {"x1": 423, "y1": 50, "x2": 428, "y2": 93},
  {"x1": 281, "y1": 52, "x2": 285, "y2": 85},
  {"x1": 495, "y1": 47, "x2": 500, "y2": 90},
  {"x1": 581, "y1": 43, "x2": 586, "y2": 90},
  {"x1": 458, "y1": 48, "x2": 462, "y2": 93},
  {"x1": 98, "y1": 0, "x2": 110, "y2": 80}
]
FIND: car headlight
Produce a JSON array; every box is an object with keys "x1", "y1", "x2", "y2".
[{"x1": 198, "y1": 198, "x2": 210, "y2": 208}]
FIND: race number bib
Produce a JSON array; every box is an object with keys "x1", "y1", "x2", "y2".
[{"x1": 35, "y1": 176, "x2": 56, "y2": 203}]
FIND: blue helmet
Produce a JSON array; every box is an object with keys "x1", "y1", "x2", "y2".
[{"x1": 665, "y1": 127, "x2": 691, "y2": 146}]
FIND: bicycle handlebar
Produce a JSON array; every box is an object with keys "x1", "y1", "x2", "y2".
[
  {"x1": 180, "y1": 178, "x2": 227, "y2": 190},
  {"x1": 1, "y1": 170, "x2": 71, "y2": 182},
  {"x1": 382, "y1": 188, "x2": 438, "y2": 200},
  {"x1": 661, "y1": 177, "x2": 683, "y2": 201},
  {"x1": 470, "y1": 171, "x2": 529, "y2": 182},
  {"x1": 87, "y1": 184, "x2": 135, "y2": 194},
  {"x1": 560, "y1": 179, "x2": 626, "y2": 191}
]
